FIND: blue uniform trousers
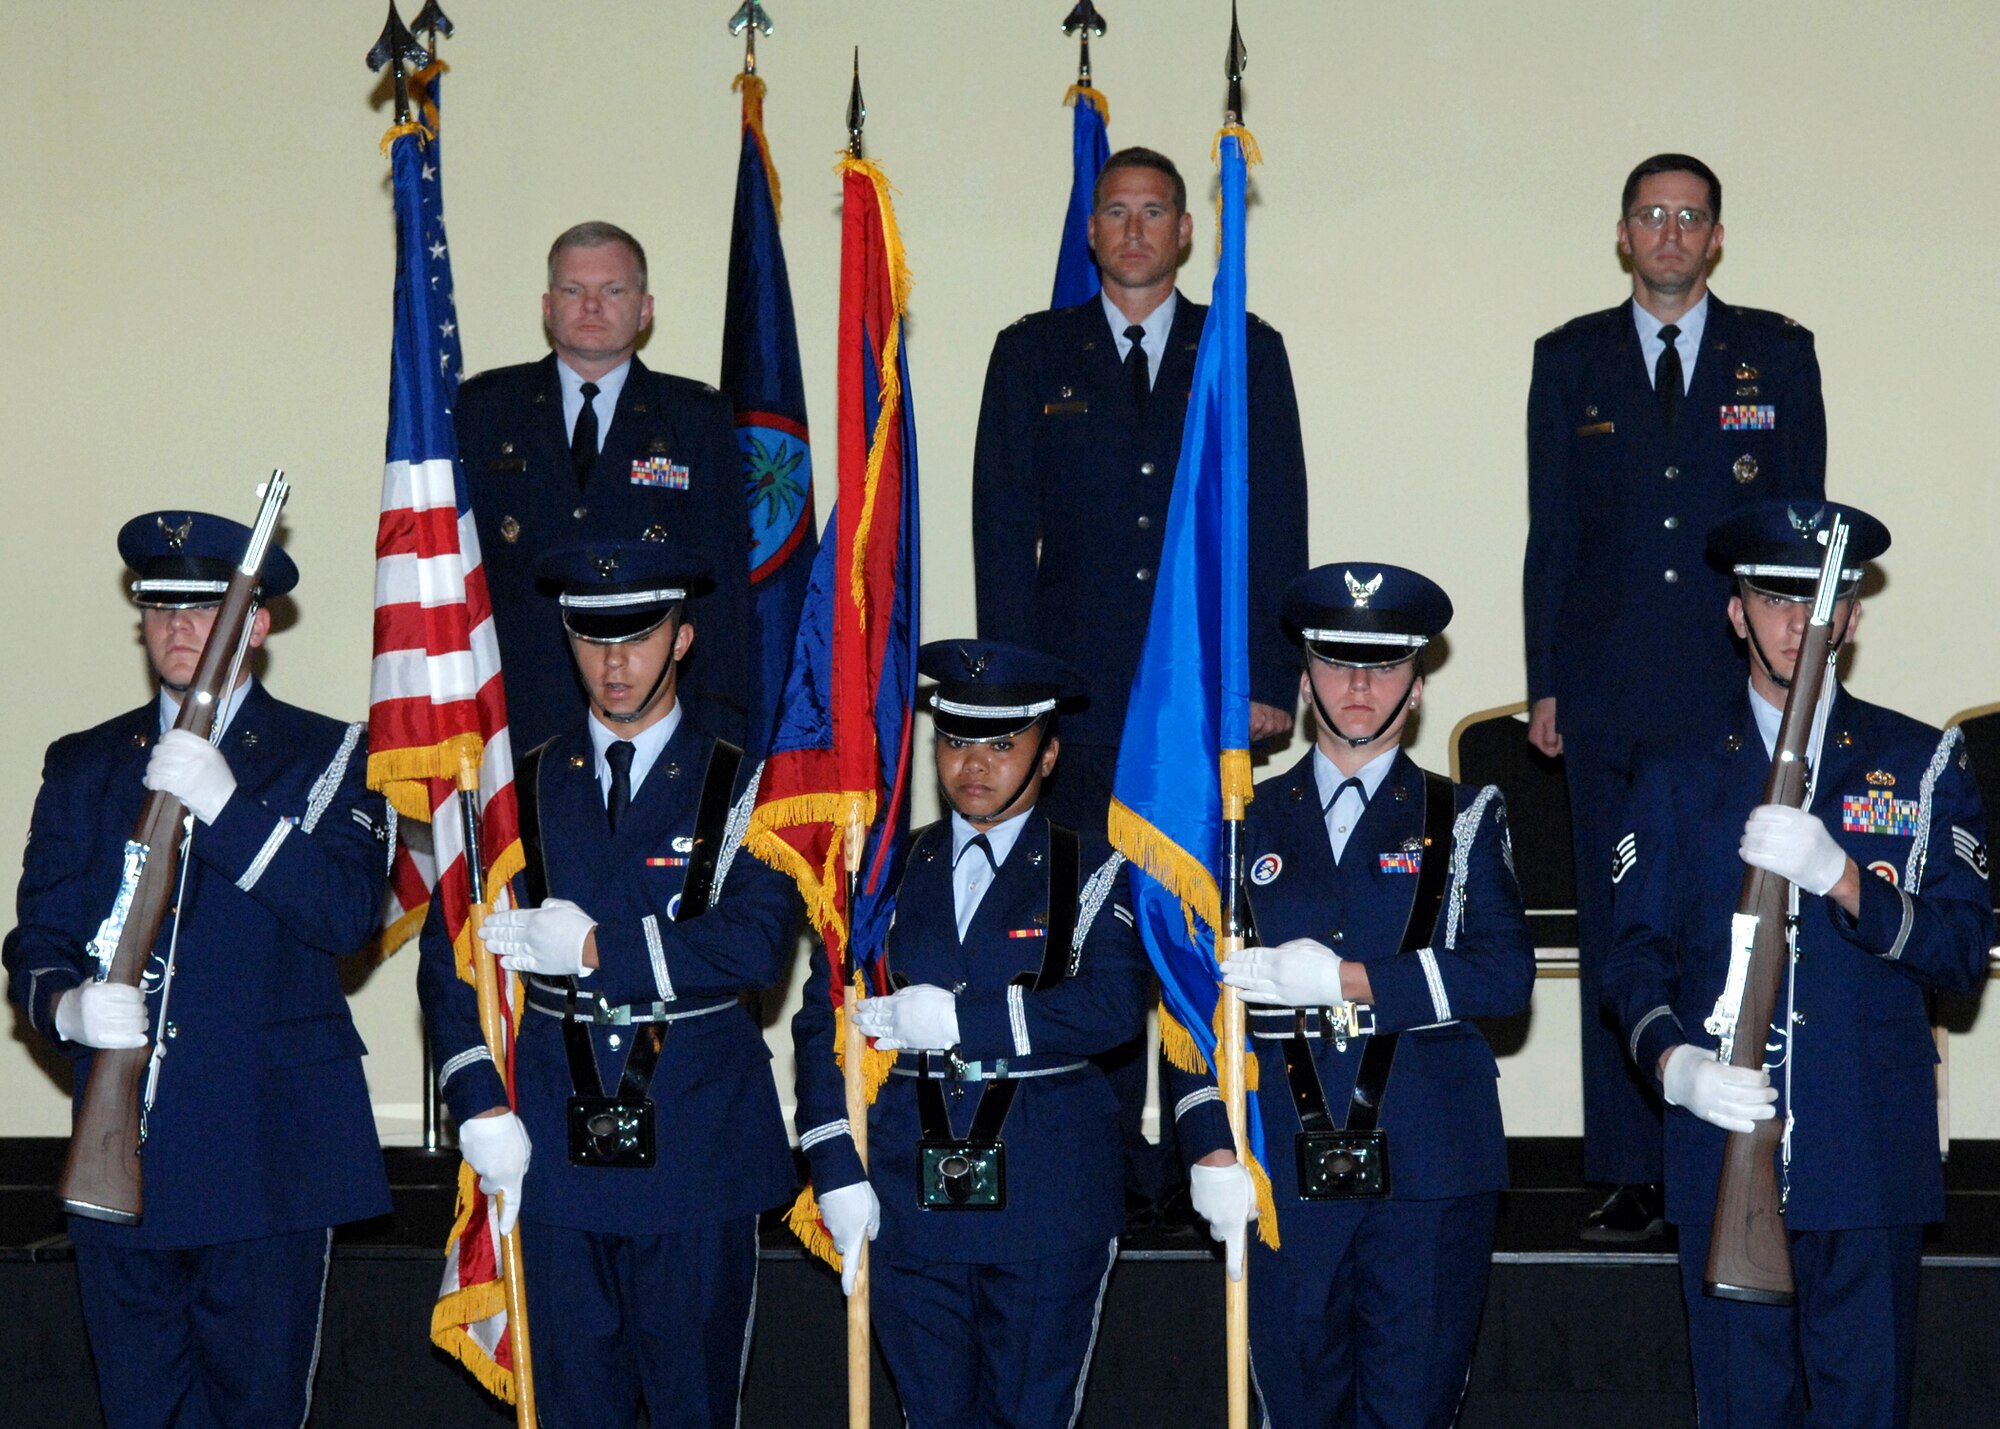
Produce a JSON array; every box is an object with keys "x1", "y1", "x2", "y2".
[
  {"x1": 872, "y1": 1238, "x2": 1120, "y2": 1429},
  {"x1": 1249, "y1": 1192, "x2": 1497, "y2": 1429},
  {"x1": 518, "y1": 1216, "x2": 759, "y2": 1428},
  {"x1": 1676, "y1": 1220, "x2": 1922, "y2": 1428},
  {"x1": 75, "y1": 1227, "x2": 332, "y2": 1429},
  {"x1": 1567, "y1": 741, "x2": 1665, "y2": 1185}
]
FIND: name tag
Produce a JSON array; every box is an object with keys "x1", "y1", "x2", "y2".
[
  {"x1": 631, "y1": 457, "x2": 690, "y2": 489},
  {"x1": 1574, "y1": 420, "x2": 1615, "y2": 437},
  {"x1": 1043, "y1": 400, "x2": 1089, "y2": 416},
  {"x1": 1719, "y1": 404, "x2": 1776, "y2": 431}
]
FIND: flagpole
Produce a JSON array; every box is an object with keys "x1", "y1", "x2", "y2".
[
  {"x1": 841, "y1": 807, "x2": 873, "y2": 1429},
  {"x1": 456, "y1": 751, "x2": 537, "y2": 1429}
]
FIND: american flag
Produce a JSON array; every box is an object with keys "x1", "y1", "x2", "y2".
[{"x1": 368, "y1": 69, "x2": 528, "y2": 1402}]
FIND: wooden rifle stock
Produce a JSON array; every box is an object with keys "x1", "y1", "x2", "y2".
[
  {"x1": 1704, "y1": 518, "x2": 1849, "y2": 1305},
  {"x1": 58, "y1": 478, "x2": 290, "y2": 1224}
]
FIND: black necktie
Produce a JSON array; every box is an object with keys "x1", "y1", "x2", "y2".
[
  {"x1": 1124, "y1": 324, "x2": 1150, "y2": 411},
  {"x1": 571, "y1": 381, "x2": 600, "y2": 489},
  {"x1": 1655, "y1": 324, "x2": 1683, "y2": 428},
  {"x1": 956, "y1": 833, "x2": 995, "y2": 870},
  {"x1": 605, "y1": 739, "x2": 635, "y2": 835}
]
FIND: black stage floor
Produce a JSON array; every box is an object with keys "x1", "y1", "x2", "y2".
[{"x1": 7, "y1": 1138, "x2": 2000, "y2": 1426}]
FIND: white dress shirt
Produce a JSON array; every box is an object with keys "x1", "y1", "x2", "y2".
[
  {"x1": 558, "y1": 356, "x2": 633, "y2": 454},
  {"x1": 950, "y1": 806, "x2": 1034, "y2": 940},
  {"x1": 1101, "y1": 289, "x2": 1178, "y2": 391},
  {"x1": 1312, "y1": 743, "x2": 1399, "y2": 865},
  {"x1": 1631, "y1": 293, "x2": 1708, "y2": 394}
]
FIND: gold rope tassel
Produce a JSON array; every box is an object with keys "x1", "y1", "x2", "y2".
[{"x1": 1062, "y1": 83, "x2": 1110, "y2": 122}]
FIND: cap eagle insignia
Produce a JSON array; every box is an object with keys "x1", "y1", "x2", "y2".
[
  {"x1": 1345, "y1": 570, "x2": 1383, "y2": 608},
  {"x1": 590, "y1": 550, "x2": 621, "y2": 578},
  {"x1": 1787, "y1": 504, "x2": 1826, "y2": 539},
  {"x1": 958, "y1": 648, "x2": 990, "y2": 679},
  {"x1": 157, "y1": 515, "x2": 194, "y2": 550}
]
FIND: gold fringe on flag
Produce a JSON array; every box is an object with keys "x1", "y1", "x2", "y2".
[
  {"x1": 732, "y1": 72, "x2": 784, "y2": 223},
  {"x1": 1220, "y1": 748, "x2": 1255, "y2": 820},
  {"x1": 450, "y1": 880, "x2": 529, "y2": 994},
  {"x1": 786, "y1": 1182, "x2": 840, "y2": 1269},
  {"x1": 1207, "y1": 123, "x2": 1264, "y2": 247},
  {"x1": 430, "y1": 1159, "x2": 519, "y2": 1403},
  {"x1": 834, "y1": 993, "x2": 899, "y2": 1101},
  {"x1": 1107, "y1": 799, "x2": 1221, "y2": 933},
  {"x1": 412, "y1": 59, "x2": 450, "y2": 137},
  {"x1": 369, "y1": 732, "x2": 490, "y2": 823},
  {"x1": 1158, "y1": 1001, "x2": 1209, "y2": 1075},
  {"x1": 743, "y1": 789, "x2": 881, "y2": 957},
  {"x1": 1247, "y1": 1151, "x2": 1281, "y2": 1250},
  {"x1": 1062, "y1": 83, "x2": 1110, "y2": 122}
]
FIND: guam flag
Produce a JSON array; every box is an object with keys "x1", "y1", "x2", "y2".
[
  {"x1": 1108, "y1": 124, "x2": 1280, "y2": 1247},
  {"x1": 1051, "y1": 80, "x2": 1110, "y2": 308},
  {"x1": 722, "y1": 71, "x2": 817, "y2": 760}
]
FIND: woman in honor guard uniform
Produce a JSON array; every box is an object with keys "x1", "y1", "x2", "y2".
[
  {"x1": 793, "y1": 640, "x2": 1149, "y2": 1429},
  {"x1": 1174, "y1": 565, "x2": 1535, "y2": 1428},
  {"x1": 1604, "y1": 500, "x2": 1992, "y2": 1427},
  {"x1": 4, "y1": 511, "x2": 391, "y2": 1427},
  {"x1": 416, "y1": 535, "x2": 801, "y2": 1428}
]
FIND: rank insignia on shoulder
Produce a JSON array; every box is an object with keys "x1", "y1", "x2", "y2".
[
  {"x1": 631, "y1": 457, "x2": 690, "y2": 490},
  {"x1": 1951, "y1": 827, "x2": 1988, "y2": 880},
  {"x1": 1007, "y1": 927, "x2": 1048, "y2": 939},
  {"x1": 1866, "y1": 860, "x2": 1898, "y2": 886},
  {"x1": 1379, "y1": 852, "x2": 1420, "y2": 874},
  {"x1": 1250, "y1": 852, "x2": 1283, "y2": 885},
  {"x1": 1842, "y1": 791, "x2": 1919, "y2": 836},
  {"x1": 1864, "y1": 769, "x2": 1896, "y2": 787},
  {"x1": 1721, "y1": 405, "x2": 1776, "y2": 431},
  {"x1": 1612, "y1": 832, "x2": 1637, "y2": 884},
  {"x1": 645, "y1": 856, "x2": 690, "y2": 868}
]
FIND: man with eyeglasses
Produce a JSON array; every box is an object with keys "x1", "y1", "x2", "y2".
[{"x1": 1522, "y1": 153, "x2": 1827, "y2": 1242}]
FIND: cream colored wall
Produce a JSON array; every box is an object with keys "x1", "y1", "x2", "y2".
[{"x1": 4, "y1": 2, "x2": 1996, "y2": 1142}]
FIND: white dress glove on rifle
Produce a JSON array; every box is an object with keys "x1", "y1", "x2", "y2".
[
  {"x1": 851, "y1": 985, "x2": 960, "y2": 1051},
  {"x1": 458, "y1": 1111, "x2": 532, "y2": 1236},
  {"x1": 142, "y1": 729, "x2": 237, "y2": 825},
  {"x1": 1222, "y1": 937, "x2": 1345, "y2": 1009},
  {"x1": 54, "y1": 983, "x2": 150, "y2": 1050},
  {"x1": 1739, "y1": 804, "x2": 1850, "y2": 897},
  {"x1": 480, "y1": 899, "x2": 596, "y2": 978},
  {"x1": 1661, "y1": 1044, "x2": 1779, "y2": 1135},
  {"x1": 1189, "y1": 1161, "x2": 1259, "y2": 1282},
  {"x1": 816, "y1": 1180, "x2": 881, "y2": 1296}
]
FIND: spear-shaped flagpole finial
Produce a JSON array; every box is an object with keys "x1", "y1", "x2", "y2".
[
  {"x1": 1062, "y1": 1, "x2": 1107, "y2": 87},
  {"x1": 366, "y1": 1, "x2": 431, "y2": 124},
  {"x1": 412, "y1": 1, "x2": 454, "y2": 64},
  {"x1": 728, "y1": 2, "x2": 775, "y2": 76},
  {"x1": 1225, "y1": 0, "x2": 1247, "y2": 124},
  {"x1": 846, "y1": 47, "x2": 866, "y2": 159}
]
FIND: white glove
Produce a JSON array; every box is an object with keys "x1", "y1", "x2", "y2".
[
  {"x1": 54, "y1": 983, "x2": 150, "y2": 1050},
  {"x1": 1222, "y1": 937, "x2": 1345, "y2": 1008},
  {"x1": 481, "y1": 899, "x2": 596, "y2": 978},
  {"x1": 816, "y1": 1180, "x2": 881, "y2": 1296},
  {"x1": 458, "y1": 1111, "x2": 532, "y2": 1236},
  {"x1": 851, "y1": 985, "x2": 960, "y2": 1051},
  {"x1": 1189, "y1": 1160, "x2": 1259, "y2": 1282},
  {"x1": 142, "y1": 729, "x2": 237, "y2": 825},
  {"x1": 1739, "y1": 804, "x2": 1850, "y2": 897},
  {"x1": 1661, "y1": 1044, "x2": 1779, "y2": 1135}
]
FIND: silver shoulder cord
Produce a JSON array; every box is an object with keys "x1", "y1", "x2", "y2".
[{"x1": 139, "y1": 611, "x2": 260, "y2": 1144}]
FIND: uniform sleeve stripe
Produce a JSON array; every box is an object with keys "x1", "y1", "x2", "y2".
[
  {"x1": 799, "y1": 1119, "x2": 852, "y2": 1151},
  {"x1": 236, "y1": 819, "x2": 292, "y2": 892},
  {"x1": 1008, "y1": 984, "x2": 1032, "y2": 1057},
  {"x1": 1629, "y1": 1005, "x2": 1679, "y2": 1066},
  {"x1": 1175, "y1": 1086, "x2": 1221, "y2": 1121},
  {"x1": 438, "y1": 1045, "x2": 492, "y2": 1087},
  {"x1": 1884, "y1": 887, "x2": 1915, "y2": 962},
  {"x1": 1416, "y1": 948, "x2": 1452, "y2": 1023},
  {"x1": 643, "y1": 915, "x2": 673, "y2": 1001}
]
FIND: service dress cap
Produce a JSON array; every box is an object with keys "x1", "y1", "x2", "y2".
[
  {"x1": 1282, "y1": 563, "x2": 1453, "y2": 668},
  {"x1": 1705, "y1": 499, "x2": 1890, "y2": 600},
  {"x1": 918, "y1": 639, "x2": 1089, "y2": 741},
  {"x1": 118, "y1": 509, "x2": 299, "y2": 609},
  {"x1": 536, "y1": 534, "x2": 713, "y2": 643}
]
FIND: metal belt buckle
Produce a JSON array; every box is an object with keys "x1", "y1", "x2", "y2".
[
  {"x1": 919, "y1": 1138, "x2": 1008, "y2": 1210},
  {"x1": 1326, "y1": 1001, "x2": 1377, "y2": 1052}
]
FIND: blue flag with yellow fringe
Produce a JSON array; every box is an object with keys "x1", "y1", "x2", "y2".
[
  {"x1": 1107, "y1": 124, "x2": 1279, "y2": 1246},
  {"x1": 1051, "y1": 82, "x2": 1110, "y2": 307}
]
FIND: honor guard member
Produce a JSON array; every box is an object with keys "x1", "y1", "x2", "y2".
[
  {"x1": 456, "y1": 221, "x2": 752, "y2": 753},
  {"x1": 416, "y1": 535, "x2": 801, "y2": 1428},
  {"x1": 972, "y1": 143, "x2": 1310, "y2": 1220},
  {"x1": 1523, "y1": 154, "x2": 1828, "y2": 1237},
  {"x1": 4, "y1": 511, "x2": 392, "y2": 1427},
  {"x1": 794, "y1": 640, "x2": 1149, "y2": 1429},
  {"x1": 1604, "y1": 501, "x2": 1991, "y2": 1427},
  {"x1": 1176, "y1": 565, "x2": 1535, "y2": 1429}
]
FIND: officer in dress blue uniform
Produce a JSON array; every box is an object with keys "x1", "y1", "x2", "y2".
[
  {"x1": 794, "y1": 640, "x2": 1149, "y2": 1429},
  {"x1": 1176, "y1": 565, "x2": 1535, "y2": 1428},
  {"x1": 1523, "y1": 154, "x2": 1828, "y2": 1237},
  {"x1": 416, "y1": 535, "x2": 800, "y2": 1427},
  {"x1": 973, "y1": 145, "x2": 1310, "y2": 1219},
  {"x1": 456, "y1": 221, "x2": 751, "y2": 753},
  {"x1": 4, "y1": 511, "x2": 391, "y2": 1427},
  {"x1": 1604, "y1": 500, "x2": 1991, "y2": 1427}
]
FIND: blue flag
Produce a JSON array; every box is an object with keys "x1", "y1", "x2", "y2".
[
  {"x1": 721, "y1": 74, "x2": 818, "y2": 762},
  {"x1": 1108, "y1": 126, "x2": 1277, "y2": 1245},
  {"x1": 1051, "y1": 84, "x2": 1110, "y2": 308}
]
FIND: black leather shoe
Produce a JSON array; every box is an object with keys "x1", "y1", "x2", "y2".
[{"x1": 1580, "y1": 1183, "x2": 1666, "y2": 1242}]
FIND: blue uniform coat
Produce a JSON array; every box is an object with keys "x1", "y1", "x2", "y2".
[
  {"x1": 418, "y1": 718, "x2": 801, "y2": 1233},
  {"x1": 1170, "y1": 752, "x2": 1536, "y2": 1203},
  {"x1": 4, "y1": 683, "x2": 391, "y2": 1248},
  {"x1": 793, "y1": 814, "x2": 1149, "y2": 1264},
  {"x1": 1605, "y1": 690, "x2": 1992, "y2": 1229},
  {"x1": 456, "y1": 354, "x2": 751, "y2": 751},
  {"x1": 972, "y1": 297, "x2": 1310, "y2": 747}
]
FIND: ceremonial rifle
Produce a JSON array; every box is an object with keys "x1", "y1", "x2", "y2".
[
  {"x1": 1702, "y1": 513, "x2": 1850, "y2": 1304},
  {"x1": 58, "y1": 474, "x2": 291, "y2": 1224}
]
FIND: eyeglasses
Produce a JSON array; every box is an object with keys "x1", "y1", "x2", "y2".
[{"x1": 1626, "y1": 205, "x2": 1714, "y2": 232}]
